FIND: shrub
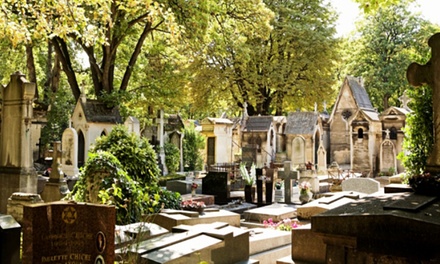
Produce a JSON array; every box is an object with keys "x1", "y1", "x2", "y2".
[
  {"x1": 92, "y1": 125, "x2": 160, "y2": 184},
  {"x1": 164, "y1": 142, "x2": 180, "y2": 174},
  {"x1": 68, "y1": 151, "x2": 149, "y2": 224}
]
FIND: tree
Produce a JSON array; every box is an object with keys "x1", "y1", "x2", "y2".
[
  {"x1": 353, "y1": 0, "x2": 414, "y2": 13},
  {"x1": 0, "y1": 0, "x2": 273, "y2": 110},
  {"x1": 188, "y1": 0, "x2": 339, "y2": 116},
  {"x1": 341, "y1": 3, "x2": 438, "y2": 111}
]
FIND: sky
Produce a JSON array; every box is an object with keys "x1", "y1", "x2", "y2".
[{"x1": 331, "y1": 0, "x2": 440, "y2": 36}]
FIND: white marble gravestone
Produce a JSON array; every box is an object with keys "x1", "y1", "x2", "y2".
[{"x1": 61, "y1": 127, "x2": 79, "y2": 177}]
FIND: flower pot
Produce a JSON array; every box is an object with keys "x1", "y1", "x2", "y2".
[
  {"x1": 299, "y1": 191, "x2": 313, "y2": 203},
  {"x1": 191, "y1": 189, "x2": 196, "y2": 197}
]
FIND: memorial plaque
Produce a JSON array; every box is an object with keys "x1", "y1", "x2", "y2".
[{"x1": 22, "y1": 202, "x2": 115, "y2": 264}]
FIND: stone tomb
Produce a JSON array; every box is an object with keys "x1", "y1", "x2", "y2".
[
  {"x1": 296, "y1": 191, "x2": 363, "y2": 220},
  {"x1": 151, "y1": 208, "x2": 241, "y2": 231},
  {"x1": 311, "y1": 193, "x2": 440, "y2": 262},
  {"x1": 121, "y1": 222, "x2": 250, "y2": 264},
  {"x1": 242, "y1": 203, "x2": 296, "y2": 223},
  {"x1": 22, "y1": 202, "x2": 115, "y2": 264}
]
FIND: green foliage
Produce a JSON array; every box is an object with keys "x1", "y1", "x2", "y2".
[
  {"x1": 399, "y1": 85, "x2": 433, "y2": 176},
  {"x1": 353, "y1": 0, "x2": 414, "y2": 13},
  {"x1": 188, "y1": 0, "x2": 339, "y2": 115},
  {"x1": 183, "y1": 124, "x2": 205, "y2": 171},
  {"x1": 340, "y1": 3, "x2": 437, "y2": 111},
  {"x1": 69, "y1": 151, "x2": 148, "y2": 225},
  {"x1": 92, "y1": 125, "x2": 160, "y2": 184},
  {"x1": 164, "y1": 143, "x2": 181, "y2": 174},
  {"x1": 40, "y1": 87, "x2": 75, "y2": 149}
]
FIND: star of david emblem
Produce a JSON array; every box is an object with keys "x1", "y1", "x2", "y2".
[{"x1": 62, "y1": 206, "x2": 77, "y2": 224}]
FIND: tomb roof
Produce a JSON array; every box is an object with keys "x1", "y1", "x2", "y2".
[
  {"x1": 347, "y1": 76, "x2": 374, "y2": 109},
  {"x1": 243, "y1": 116, "x2": 273, "y2": 131},
  {"x1": 284, "y1": 112, "x2": 318, "y2": 135},
  {"x1": 80, "y1": 99, "x2": 123, "y2": 124}
]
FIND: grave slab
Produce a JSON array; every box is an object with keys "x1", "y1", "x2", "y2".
[
  {"x1": 312, "y1": 193, "x2": 440, "y2": 262},
  {"x1": 243, "y1": 203, "x2": 296, "y2": 223},
  {"x1": 124, "y1": 222, "x2": 249, "y2": 264},
  {"x1": 296, "y1": 192, "x2": 363, "y2": 220},
  {"x1": 115, "y1": 222, "x2": 169, "y2": 249},
  {"x1": 151, "y1": 209, "x2": 241, "y2": 231}
]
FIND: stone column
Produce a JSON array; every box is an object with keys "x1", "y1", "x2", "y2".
[{"x1": 0, "y1": 72, "x2": 37, "y2": 213}]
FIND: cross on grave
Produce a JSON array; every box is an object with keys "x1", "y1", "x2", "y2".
[
  {"x1": 49, "y1": 141, "x2": 63, "y2": 181},
  {"x1": 407, "y1": 33, "x2": 440, "y2": 172},
  {"x1": 398, "y1": 91, "x2": 411, "y2": 110},
  {"x1": 384, "y1": 129, "x2": 390, "y2": 139},
  {"x1": 278, "y1": 161, "x2": 298, "y2": 204}
]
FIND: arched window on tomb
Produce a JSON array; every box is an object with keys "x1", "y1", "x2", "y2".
[
  {"x1": 101, "y1": 130, "x2": 107, "y2": 137},
  {"x1": 358, "y1": 128, "x2": 364, "y2": 139}
]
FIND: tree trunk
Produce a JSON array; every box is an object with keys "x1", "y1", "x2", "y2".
[{"x1": 25, "y1": 44, "x2": 38, "y2": 99}]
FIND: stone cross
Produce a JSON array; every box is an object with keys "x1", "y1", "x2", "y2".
[
  {"x1": 407, "y1": 33, "x2": 440, "y2": 172},
  {"x1": 50, "y1": 141, "x2": 63, "y2": 180},
  {"x1": 384, "y1": 129, "x2": 390, "y2": 139},
  {"x1": 278, "y1": 161, "x2": 298, "y2": 204},
  {"x1": 398, "y1": 91, "x2": 411, "y2": 110}
]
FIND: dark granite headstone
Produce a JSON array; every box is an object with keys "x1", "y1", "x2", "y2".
[
  {"x1": 202, "y1": 172, "x2": 229, "y2": 204},
  {"x1": 22, "y1": 202, "x2": 115, "y2": 264},
  {"x1": 0, "y1": 214, "x2": 21, "y2": 264}
]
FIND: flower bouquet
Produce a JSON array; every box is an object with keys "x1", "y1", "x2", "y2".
[
  {"x1": 409, "y1": 172, "x2": 440, "y2": 196},
  {"x1": 263, "y1": 218, "x2": 300, "y2": 231},
  {"x1": 181, "y1": 200, "x2": 206, "y2": 214}
]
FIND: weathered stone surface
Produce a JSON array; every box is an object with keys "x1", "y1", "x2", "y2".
[
  {"x1": 312, "y1": 193, "x2": 440, "y2": 262},
  {"x1": 22, "y1": 202, "x2": 115, "y2": 264},
  {"x1": 341, "y1": 178, "x2": 380, "y2": 194},
  {"x1": 6, "y1": 192, "x2": 43, "y2": 223},
  {"x1": 243, "y1": 203, "x2": 296, "y2": 223},
  {"x1": 291, "y1": 224, "x2": 326, "y2": 264}
]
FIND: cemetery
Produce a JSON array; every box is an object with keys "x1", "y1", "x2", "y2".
[{"x1": 1, "y1": 3, "x2": 440, "y2": 264}]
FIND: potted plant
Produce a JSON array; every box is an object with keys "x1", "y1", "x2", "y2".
[
  {"x1": 240, "y1": 162, "x2": 256, "y2": 203},
  {"x1": 299, "y1": 181, "x2": 313, "y2": 203}
]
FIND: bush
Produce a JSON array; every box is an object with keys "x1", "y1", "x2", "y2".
[
  {"x1": 68, "y1": 151, "x2": 148, "y2": 224},
  {"x1": 164, "y1": 143, "x2": 180, "y2": 174},
  {"x1": 92, "y1": 125, "x2": 160, "y2": 184}
]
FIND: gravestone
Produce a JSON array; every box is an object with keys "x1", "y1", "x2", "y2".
[
  {"x1": 0, "y1": 72, "x2": 37, "y2": 213},
  {"x1": 40, "y1": 141, "x2": 70, "y2": 202},
  {"x1": 381, "y1": 139, "x2": 396, "y2": 174},
  {"x1": 291, "y1": 137, "x2": 305, "y2": 166},
  {"x1": 0, "y1": 214, "x2": 21, "y2": 264},
  {"x1": 316, "y1": 144, "x2": 327, "y2": 174},
  {"x1": 62, "y1": 127, "x2": 79, "y2": 177},
  {"x1": 341, "y1": 178, "x2": 380, "y2": 194},
  {"x1": 278, "y1": 161, "x2": 299, "y2": 204},
  {"x1": 22, "y1": 202, "x2": 115, "y2": 264},
  {"x1": 202, "y1": 171, "x2": 230, "y2": 204}
]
